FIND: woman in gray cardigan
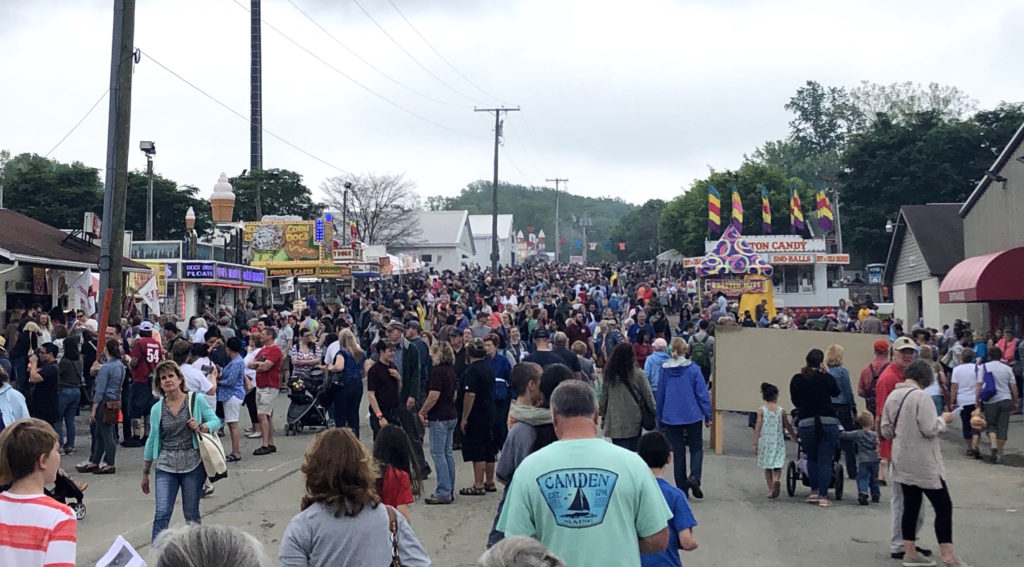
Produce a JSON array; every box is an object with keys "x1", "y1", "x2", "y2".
[
  {"x1": 880, "y1": 360, "x2": 967, "y2": 567},
  {"x1": 598, "y1": 342, "x2": 655, "y2": 452}
]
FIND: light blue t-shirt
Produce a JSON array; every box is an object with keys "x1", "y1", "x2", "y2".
[{"x1": 497, "y1": 437, "x2": 672, "y2": 567}]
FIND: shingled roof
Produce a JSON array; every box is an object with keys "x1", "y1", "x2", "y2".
[
  {"x1": 0, "y1": 208, "x2": 148, "y2": 271},
  {"x1": 884, "y1": 204, "x2": 964, "y2": 281}
]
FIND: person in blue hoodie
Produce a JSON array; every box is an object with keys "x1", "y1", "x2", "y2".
[
  {"x1": 643, "y1": 338, "x2": 672, "y2": 399},
  {"x1": 656, "y1": 338, "x2": 712, "y2": 499}
]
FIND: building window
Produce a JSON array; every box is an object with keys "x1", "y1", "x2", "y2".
[
  {"x1": 772, "y1": 266, "x2": 815, "y2": 294},
  {"x1": 420, "y1": 254, "x2": 432, "y2": 263}
]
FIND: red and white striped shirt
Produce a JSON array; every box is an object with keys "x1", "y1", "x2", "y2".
[{"x1": 0, "y1": 492, "x2": 77, "y2": 567}]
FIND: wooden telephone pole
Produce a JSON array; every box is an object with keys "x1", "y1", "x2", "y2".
[
  {"x1": 546, "y1": 178, "x2": 567, "y2": 261},
  {"x1": 475, "y1": 106, "x2": 519, "y2": 274}
]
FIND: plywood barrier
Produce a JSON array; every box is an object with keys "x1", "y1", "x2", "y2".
[{"x1": 710, "y1": 326, "x2": 883, "y2": 454}]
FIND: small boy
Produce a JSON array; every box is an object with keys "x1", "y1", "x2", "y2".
[
  {"x1": 638, "y1": 431, "x2": 698, "y2": 567},
  {"x1": 0, "y1": 418, "x2": 77, "y2": 566},
  {"x1": 840, "y1": 411, "x2": 881, "y2": 505}
]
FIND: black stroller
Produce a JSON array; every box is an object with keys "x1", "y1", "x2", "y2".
[
  {"x1": 785, "y1": 414, "x2": 844, "y2": 501},
  {"x1": 47, "y1": 470, "x2": 87, "y2": 520},
  {"x1": 284, "y1": 369, "x2": 331, "y2": 436}
]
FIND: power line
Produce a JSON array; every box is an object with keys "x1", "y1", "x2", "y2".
[
  {"x1": 139, "y1": 49, "x2": 350, "y2": 174},
  {"x1": 44, "y1": 89, "x2": 110, "y2": 158},
  {"x1": 350, "y1": 0, "x2": 483, "y2": 105},
  {"x1": 229, "y1": 0, "x2": 485, "y2": 140},
  {"x1": 518, "y1": 113, "x2": 552, "y2": 171},
  {"x1": 285, "y1": 0, "x2": 464, "y2": 109},
  {"x1": 385, "y1": 0, "x2": 504, "y2": 104}
]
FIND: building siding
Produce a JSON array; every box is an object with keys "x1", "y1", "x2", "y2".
[
  {"x1": 963, "y1": 143, "x2": 1024, "y2": 257},
  {"x1": 892, "y1": 229, "x2": 931, "y2": 285}
]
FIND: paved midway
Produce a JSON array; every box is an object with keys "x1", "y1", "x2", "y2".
[{"x1": 75, "y1": 391, "x2": 1024, "y2": 566}]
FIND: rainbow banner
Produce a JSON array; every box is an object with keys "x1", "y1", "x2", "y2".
[
  {"x1": 730, "y1": 184, "x2": 743, "y2": 232},
  {"x1": 708, "y1": 185, "x2": 721, "y2": 236},
  {"x1": 790, "y1": 185, "x2": 805, "y2": 234},
  {"x1": 761, "y1": 185, "x2": 772, "y2": 234},
  {"x1": 816, "y1": 185, "x2": 835, "y2": 232}
]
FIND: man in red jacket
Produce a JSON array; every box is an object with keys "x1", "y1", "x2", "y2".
[{"x1": 876, "y1": 337, "x2": 930, "y2": 561}]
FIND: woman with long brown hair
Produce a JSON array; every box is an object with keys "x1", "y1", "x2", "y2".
[
  {"x1": 599, "y1": 342, "x2": 655, "y2": 452},
  {"x1": 278, "y1": 428, "x2": 430, "y2": 566}
]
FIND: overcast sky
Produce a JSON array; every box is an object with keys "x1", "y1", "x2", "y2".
[{"x1": 2, "y1": 0, "x2": 1022, "y2": 208}]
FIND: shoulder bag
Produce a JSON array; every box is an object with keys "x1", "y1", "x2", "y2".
[
  {"x1": 189, "y1": 393, "x2": 229, "y2": 483},
  {"x1": 386, "y1": 505, "x2": 402, "y2": 566},
  {"x1": 102, "y1": 364, "x2": 124, "y2": 425},
  {"x1": 622, "y1": 372, "x2": 657, "y2": 431}
]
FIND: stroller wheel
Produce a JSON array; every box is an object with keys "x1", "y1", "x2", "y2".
[
  {"x1": 70, "y1": 502, "x2": 86, "y2": 520},
  {"x1": 295, "y1": 422, "x2": 305, "y2": 434},
  {"x1": 785, "y1": 461, "x2": 797, "y2": 497},
  {"x1": 832, "y1": 463, "x2": 844, "y2": 501}
]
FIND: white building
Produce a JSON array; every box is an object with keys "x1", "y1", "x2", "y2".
[
  {"x1": 391, "y1": 211, "x2": 475, "y2": 273},
  {"x1": 468, "y1": 214, "x2": 515, "y2": 268},
  {"x1": 883, "y1": 204, "x2": 968, "y2": 328},
  {"x1": 703, "y1": 234, "x2": 850, "y2": 308}
]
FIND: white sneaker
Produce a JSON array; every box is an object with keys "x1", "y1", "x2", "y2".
[{"x1": 245, "y1": 431, "x2": 262, "y2": 439}]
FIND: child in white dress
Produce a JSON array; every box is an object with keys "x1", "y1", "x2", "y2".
[{"x1": 754, "y1": 382, "x2": 797, "y2": 498}]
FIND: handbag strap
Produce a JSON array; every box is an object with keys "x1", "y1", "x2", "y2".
[
  {"x1": 385, "y1": 505, "x2": 401, "y2": 566},
  {"x1": 891, "y1": 388, "x2": 915, "y2": 431},
  {"x1": 620, "y1": 372, "x2": 646, "y2": 411}
]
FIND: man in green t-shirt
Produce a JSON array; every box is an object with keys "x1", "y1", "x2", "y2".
[{"x1": 497, "y1": 380, "x2": 671, "y2": 566}]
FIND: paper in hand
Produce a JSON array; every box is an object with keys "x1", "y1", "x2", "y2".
[{"x1": 96, "y1": 535, "x2": 145, "y2": 567}]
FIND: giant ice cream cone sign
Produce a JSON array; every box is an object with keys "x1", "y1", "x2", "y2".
[
  {"x1": 184, "y1": 206, "x2": 196, "y2": 230},
  {"x1": 210, "y1": 172, "x2": 235, "y2": 223}
]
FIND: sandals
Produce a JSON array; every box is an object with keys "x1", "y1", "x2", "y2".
[
  {"x1": 805, "y1": 494, "x2": 820, "y2": 503},
  {"x1": 817, "y1": 498, "x2": 831, "y2": 507},
  {"x1": 75, "y1": 462, "x2": 98, "y2": 474},
  {"x1": 484, "y1": 483, "x2": 498, "y2": 493},
  {"x1": 226, "y1": 454, "x2": 242, "y2": 463},
  {"x1": 459, "y1": 486, "x2": 487, "y2": 496},
  {"x1": 253, "y1": 446, "x2": 273, "y2": 456}
]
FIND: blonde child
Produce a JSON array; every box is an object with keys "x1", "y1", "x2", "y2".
[
  {"x1": 839, "y1": 411, "x2": 880, "y2": 505},
  {"x1": 753, "y1": 382, "x2": 796, "y2": 498}
]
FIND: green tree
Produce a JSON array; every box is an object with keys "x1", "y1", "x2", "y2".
[
  {"x1": 660, "y1": 163, "x2": 812, "y2": 256},
  {"x1": 840, "y1": 105, "x2": 1024, "y2": 262},
  {"x1": 608, "y1": 199, "x2": 665, "y2": 261},
  {"x1": 228, "y1": 169, "x2": 324, "y2": 221},
  {"x1": 0, "y1": 153, "x2": 103, "y2": 229},
  {"x1": 124, "y1": 172, "x2": 212, "y2": 240}
]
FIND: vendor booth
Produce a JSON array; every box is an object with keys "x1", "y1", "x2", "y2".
[{"x1": 698, "y1": 226, "x2": 777, "y2": 320}]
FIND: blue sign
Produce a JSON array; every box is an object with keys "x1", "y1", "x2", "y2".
[
  {"x1": 535, "y1": 468, "x2": 617, "y2": 528},
  {"x1": 182, "y1": 262, "x2": 215, "y2": 279},
  {"x1": 242, "y1": 269, "x2": 266, "y2": 285}
]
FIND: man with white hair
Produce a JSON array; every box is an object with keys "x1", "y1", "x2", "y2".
[
  {"x1": 497, "y1": 380, "x2": 670, "y2": 567},
  {"x1": 643, "y1": 338, "x2": 671, "y2": 398}
]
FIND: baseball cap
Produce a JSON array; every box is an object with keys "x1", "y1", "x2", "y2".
[
  {"x1": 533, "y1": 328, "x2": 551, "y2": 340},
  {"x1": 652, "y1": 338, "x2": 668, "y2": 351},
  {"x1": 139, "y1": 321, "x2": 154, "y2": 332},
  {"x1": 873, "y1": 339, "x2": 890, "y2": 354},
  {"x1": 388, "y1": 321, "x2": 406, "y2": 332},
  {"x1": 892, "y1": 337, "x2": 916, "y2": 351},
  {"x1": 279, "y1": 310, "x2": 291, "y2": 318},
  {"x1": 406, "y1": 320, "x2": 422, "y2": 332}
]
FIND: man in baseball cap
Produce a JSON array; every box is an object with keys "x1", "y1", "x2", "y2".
[{"x1": 877, "y1": 335, "x2": 929, "y2": 560}]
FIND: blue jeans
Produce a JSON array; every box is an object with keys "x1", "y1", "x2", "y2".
[
  {"x1": 333, "y1": 375, "x2": 363, "y2": 437},
  {"x1": 611, "y1": 436, "x2": 640, "y2": 451},
  {"x1": 857, "y1": 461, "x2": 880, "y2": 498},
  {"x1": 931, "y1": 395, "x2": 945, "y2": 416},
  {"x1": 57, "y1": 388, "x2": 81, "y2": 448},
  {"x1": 152, "y1": 464, "x2": 206, "y2": 542},
  {"x1": 798, "y1": 423, "x2": 840, "y2": 499},
  {"x1": 429, "y1": 419, "x2": 457, "y2": 500},
  {"x1": 664, "y1": 422, "x2": 704, "y2": 490}
]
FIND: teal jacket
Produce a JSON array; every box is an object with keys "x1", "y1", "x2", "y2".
[{"x1": 144, "y1": 393, "x2": 221, "y2": 463}]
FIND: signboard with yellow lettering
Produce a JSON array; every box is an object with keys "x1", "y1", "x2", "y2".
[{"x1": 246, "y1": 220, "x2": 321, "y2": 267}]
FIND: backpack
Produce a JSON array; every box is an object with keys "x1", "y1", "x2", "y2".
[
  {"x1": 864, "y1": 362, "x2": 889, "y2": 414},
  {"x1": 979, "y1": 363, "x2": 998, "y2": 402},
  {"x1": 690, "y1": 335, "x2": 710, "y2": 368}
]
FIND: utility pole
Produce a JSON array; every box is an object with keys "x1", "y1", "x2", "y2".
[
  {"x1": 342, "y1": 181, "x2": 351, "y2": 246},
  {"x1": 546, "y1": 178, "x2": 567, "y2": 262},
  {"x1": 251, "y1": 0, "x2": 263, "y2": 220},
  {"x1": 98, "y1": 0, "x2": 135, "y2": 325},
  {"x1": 579, "y1": 214, "x2": 592, "y2": 263},
  {"x1": 832, "y1": 185, "x2": 844, "y2": 280},
  {"x1": 475, "y1": 106, "x2": 520, "y2": 274}
]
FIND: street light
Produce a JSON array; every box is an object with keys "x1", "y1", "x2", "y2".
[
  {"x1": 885, "y1": 218, "x2": 894, "y2": 233},
  {"x1": 140, "y1": 141, "x2": 156, "y2": 240}
]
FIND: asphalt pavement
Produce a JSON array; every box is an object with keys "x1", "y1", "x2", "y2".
[{"x1": 72, "y1": 389, "x2": 1024, "y2": 566}]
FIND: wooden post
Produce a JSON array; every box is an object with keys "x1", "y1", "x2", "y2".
[{"x1": 709, "y1": 354, "x2": 724, "y2": 454}]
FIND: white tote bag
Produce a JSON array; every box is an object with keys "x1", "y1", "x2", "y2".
[{"x1": 189, "y1": 393, "x2": 229, "y2": 483}]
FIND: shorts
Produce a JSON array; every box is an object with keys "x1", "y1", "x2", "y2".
[
  {"x1": 958, "y1": 404, "x2": 976, "y2": 439},
  {"x1": 128, "y1": 381, "x2": 155, "y2": 419},
  {"x1": 461, "y1": 420, "x2": 496, "y2": 463},
  {"x1": 256, "y1": 387, "x2": 279, "y2": 416},
  {"x1": 983, "y1": 399, "x2": 1012, "y2": 440},
  {"x1": 222, "y1": 396, "x2": 243, "y2": 423}
]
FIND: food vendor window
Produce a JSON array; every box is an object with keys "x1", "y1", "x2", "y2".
[{"x1": 772, "y1": 266, "x2": 815, "y2": 294}]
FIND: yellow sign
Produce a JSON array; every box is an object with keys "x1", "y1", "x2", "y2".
[
  {"x1": 246, "y1": 220, "x2": 320, "y2": 267},
  {"x1": 144, "y1": 262, "x2": 166, "y2": 295},
  {"x1": 267, "y1": 266, "x2": 351, "y2": 279}
]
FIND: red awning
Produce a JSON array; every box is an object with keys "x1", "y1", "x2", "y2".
[{"x1": 939, "y1": 247, "x2": 1024, "y2": 303}]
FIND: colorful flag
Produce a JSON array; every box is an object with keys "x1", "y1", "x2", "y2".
[
  {"x1": 730, "y1": 184, "x2": 743, "y2": 232},
  {"x1": 603, "y1": 242, "x2": 611, "y2": 251},
  {"x1": 708, "y1": 185, "x2": 721, "y2": 236},
  {"x1": 588, "y1": 242, "x2": 597, "y2": 251},
  {"x1": 790, "y1": 186, "x2": 805, "y2": 234},
  {"x1": 761, "y1": 185, "x2": 772, "y2": 234},
  {"x1": 816, "y1": 185, "x2": 835, "y2": 232},
  {"x1": 618, "y1": 242, "x2": 626, "y2": 250}
]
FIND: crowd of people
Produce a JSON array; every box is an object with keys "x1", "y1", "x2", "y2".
[{"x1": 0, "y1": 259, "x2": 1017, "y2": 566}]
